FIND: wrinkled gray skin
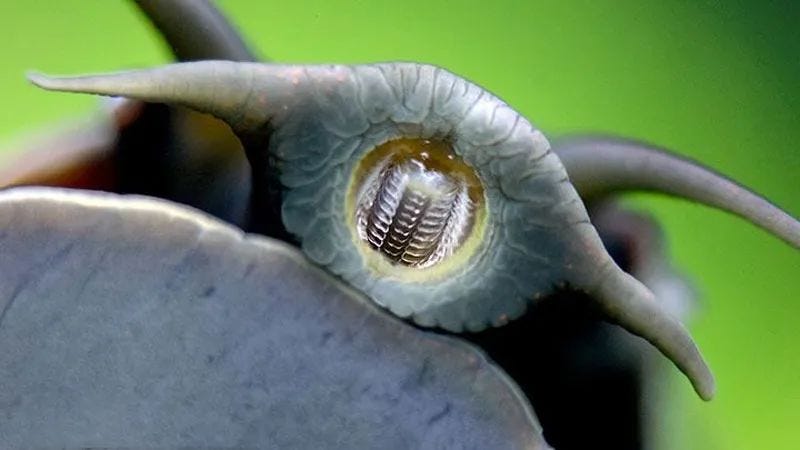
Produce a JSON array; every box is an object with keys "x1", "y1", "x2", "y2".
[
  {"x1": 0, "y1": 0, "x2": 800, "y2": 448},
  {"x1": 27, "y1": 60, "x2": 716, "y2": 402},
  {"x1": 0, "y1": 3, "x2": 544, "y2": 449},
  {"x1": 0, "y1": 188, "x2": 548, "y2": 449}
]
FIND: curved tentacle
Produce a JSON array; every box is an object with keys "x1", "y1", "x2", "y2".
[
  {"x1": 588, "y1": 261, "x2": 715, "y2": 400},
  {"x1": 26, "y1": 63, "x2": 717, "y2": 400},
  {"x1": 125, "y1": 2, "x2": 258, "y2": 229},
  {"x1": 553, "y1": 135, "x2": 800, "y2": 249},
  {"x1": 27, "y1": 63, "x2": 294, "y2": 135},
  {"x1": 132, "y1": 0, "x2": 258, "y2": 62}
]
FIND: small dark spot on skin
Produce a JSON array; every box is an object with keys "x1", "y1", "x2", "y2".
[
  {"x1": 206, "y1": 348, "x2": 227, "y2": 365},
  {"x1": 201, "y1": 285, "x2": 216, "y2": 297},
  {"x1": 416, "y1": 358, "x2": 434, "y2": 386},
  {"x1": 426, "y1": 402, "x2": 452, "y2": 426},
  {"x1": 402, "y1": 357, "x2": 435, "y2": 391},
  {"x1": 320, "y1": 330, "x2": 334, "y2": 345},
  {"x1": 242, "y1": 261, "x2": 257, "y2": 279},
  {"x1": 181, "y1": 394, "x2": 197, "y2": 408}
]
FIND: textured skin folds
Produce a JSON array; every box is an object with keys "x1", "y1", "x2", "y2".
[
  {"x1": 10, "y1": 3, "x2": 800, "y2": 445},
  {"x1": 29, "y1": 61, "x2": 716, "y2": 400},
  {"x1": 27, "y1": 63, "x2": 589, "y2": 329},
  {"x1": 272, "y1": 63, "x2": 596, "y2": 331}
]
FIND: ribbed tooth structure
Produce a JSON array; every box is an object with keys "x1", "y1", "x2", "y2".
[{"x1": 355, "y1": 157, "x2": 475, "y2": 268}]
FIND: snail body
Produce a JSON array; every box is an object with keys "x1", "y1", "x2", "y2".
[
  {"x1": 4, "y1": 2, "x2": 800, "y2": 448},
  {"x1": 13, "y1": 0, "x2": 800, "y2": 412},
  {"x1": 269, "y1": 63, "x2": 585, "y2": 332},
  {"x1": 29, "y1": 61, "x2": 717, "y2": 400}
]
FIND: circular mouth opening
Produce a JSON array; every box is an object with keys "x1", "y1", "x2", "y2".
[{"x1": 349, "y1": 138, "x2": 485, "y2": 270}]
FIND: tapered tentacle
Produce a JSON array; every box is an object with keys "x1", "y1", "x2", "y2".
[
  {"x1": 28, "y1": 62, "x2": 307, "y2": 134},
  {"x1": 132, "y1": 0, "x2": 258, "y2": 62},
  {"x1": 587, "y1": 261, "x2": 715, "y2": 400},
  {"x1": 119, "y1": 4, "x2": 258, "y2": 230},
  {"x1": 28, "y1": 62, "x2": 716, "y2": 400},
  {"x1": 553, "y1": 136, "x2": 800, "y2": 249}
]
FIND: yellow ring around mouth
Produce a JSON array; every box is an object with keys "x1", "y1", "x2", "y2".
[{"x1": 346, "y1": 138, "x2": 488, "y2": 282}]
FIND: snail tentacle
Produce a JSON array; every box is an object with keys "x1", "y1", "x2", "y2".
[
  {"x1": 132, "y1": 0, "x2": 258, "y2": 62},
  {"x1": 589, "y1": 260, "x2": 715, "y2": 400},
  {"x1": 28, "y1": 63, "x2": 282, "y2": 134},
  {"x1": 28, "y1": 61, "x2": 715, "y2": 399},
  {"x1": 554, "y1": 135, "x2": 800, "y2": 248}
]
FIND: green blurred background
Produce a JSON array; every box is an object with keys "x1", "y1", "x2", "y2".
[{"x1": 0, "y1": 1, "x2": 797, "y2": 448}]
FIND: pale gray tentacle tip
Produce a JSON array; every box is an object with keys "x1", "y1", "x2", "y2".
[
  {"x1": 27, "y1": 71, "x2": 69, "y2": 92},
  {"x1": 27, "y1": 70, "x2": 144, "y2": 97},
  {"x1": 591, "y1": 262, "x2": 716, "y2": 401},
  {"x1": 26, "y1": 71, "x2": 49, "y2": 87},
  {"x1": 28, "y1": 71, "x2": 119, "y2": 97}
]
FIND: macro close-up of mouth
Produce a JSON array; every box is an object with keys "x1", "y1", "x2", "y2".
[{"x1": 0, "y1": 1, "x2": 798, "y2": 449}]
